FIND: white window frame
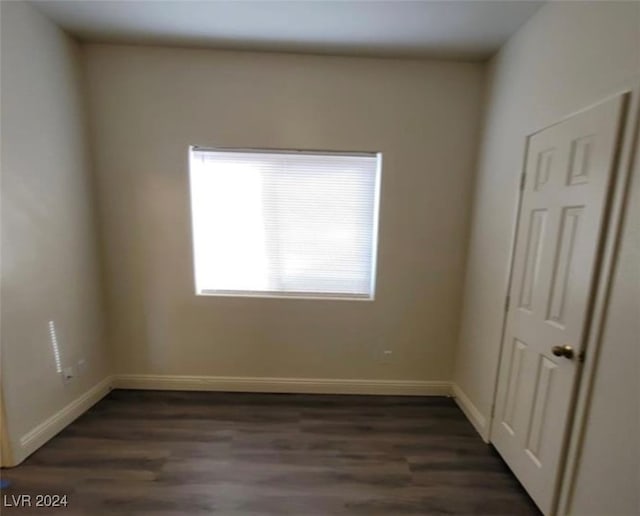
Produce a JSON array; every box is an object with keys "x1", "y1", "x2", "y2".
[{"x1": 188, "y1": 146, "x2": 382, "y2": 301}]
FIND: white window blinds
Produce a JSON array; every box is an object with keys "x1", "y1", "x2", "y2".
[{"x1": 189, "y1": 147, "x2": 381, "y2": 299}]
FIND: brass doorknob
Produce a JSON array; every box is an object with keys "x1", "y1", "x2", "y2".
[{"x1": 552, "y1": 345, "x2": 575, "y2": 359}]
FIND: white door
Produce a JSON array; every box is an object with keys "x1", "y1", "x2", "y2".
[{"x1": 492, "y1": 95, "x2": 627, "y2": 515}]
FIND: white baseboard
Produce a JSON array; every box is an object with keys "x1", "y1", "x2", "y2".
[
  {"x1": 6, "y1": 376, "x2": 485, "y2": 468},
  {"x1": 452, "y1": 383, "x2": 489, "y2": 442},
  {"x1": 113, "y1": 374, "x2": 452, "y2": 397},
  {"x1": 9, "y1": 375, "x2": 457, "y2": 466},
  {"x1": 17, "y1": 376, "x2": 112, "y2": 463}
]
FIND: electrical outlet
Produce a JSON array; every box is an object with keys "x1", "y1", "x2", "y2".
[
  {"x1": 62, "y1": 366, "x2": 74, "y2": 384},
  {"x1": 77, "y1": 358, "x2": 87, "y2": 376}
]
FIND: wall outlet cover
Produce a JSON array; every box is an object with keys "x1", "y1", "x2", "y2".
[{"x1": 62, "y1": 366, "x2": 74, "y2": 384}]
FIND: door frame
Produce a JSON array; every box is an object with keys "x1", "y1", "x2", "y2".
[{"x1": 487, "y1": 89, "x2": 637, "y2": 515}]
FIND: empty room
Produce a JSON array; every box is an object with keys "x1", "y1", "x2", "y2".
[{"x1": 1, "y1": 0, "x2": 638, "y2": 515}]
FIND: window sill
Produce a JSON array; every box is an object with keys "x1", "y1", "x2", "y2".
[{"x1": 196, "y1": 290, "x2": 375, "y2": 301}]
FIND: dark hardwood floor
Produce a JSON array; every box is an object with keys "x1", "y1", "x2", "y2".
[{"x1": 1, "y1": 390, "x2": 539, "y2": 515}]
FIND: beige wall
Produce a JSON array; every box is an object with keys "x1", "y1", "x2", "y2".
[
  {"x1": 1, "y1": 1, "x2": 110, "y2": 464},
  {"x1": 83, "y1": 44, "x2": 484, "y2": 385},
  {"x1": 453, "y1": 1, "x2": 639, "y2": 514}
]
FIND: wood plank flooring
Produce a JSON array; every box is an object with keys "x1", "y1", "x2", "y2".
[{"x1": 1, "y1": 390, "x2": 540, "y2": 515}]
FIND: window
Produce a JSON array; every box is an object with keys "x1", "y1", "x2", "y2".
[{"x1": 189, "y1": 147, "x2": 381, "y2": 300}]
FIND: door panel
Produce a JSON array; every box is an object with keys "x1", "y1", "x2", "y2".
[{"x1": 492, "y1": 95, "x2": 626, "y2": 515}]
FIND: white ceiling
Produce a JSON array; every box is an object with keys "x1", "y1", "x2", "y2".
[{"x1": 32, "y1": 1, "x2": 543, "y2": 61}]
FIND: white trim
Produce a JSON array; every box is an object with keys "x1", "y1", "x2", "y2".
[
  {"x1": 18, "y1": 376, "x2": 112, "y2": 461},
  {"x1": 369, "y1": 151, "x2": 383, "y2": 300},
  {"x1": 452, "y1": 383, "x2": 489, "y2": 442},
  {"x1": 487, "y1": 136, "x2": 531, "y2": 443},
  {"x1": 196, "y1": 291, "x2": 374, "y2": 301},
  {"x1": 112, "y1": 374, "x2": 451, "y2": 397},
  {"x1": 191, "y1": 145, "x2": 379, "y2": 158}
]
